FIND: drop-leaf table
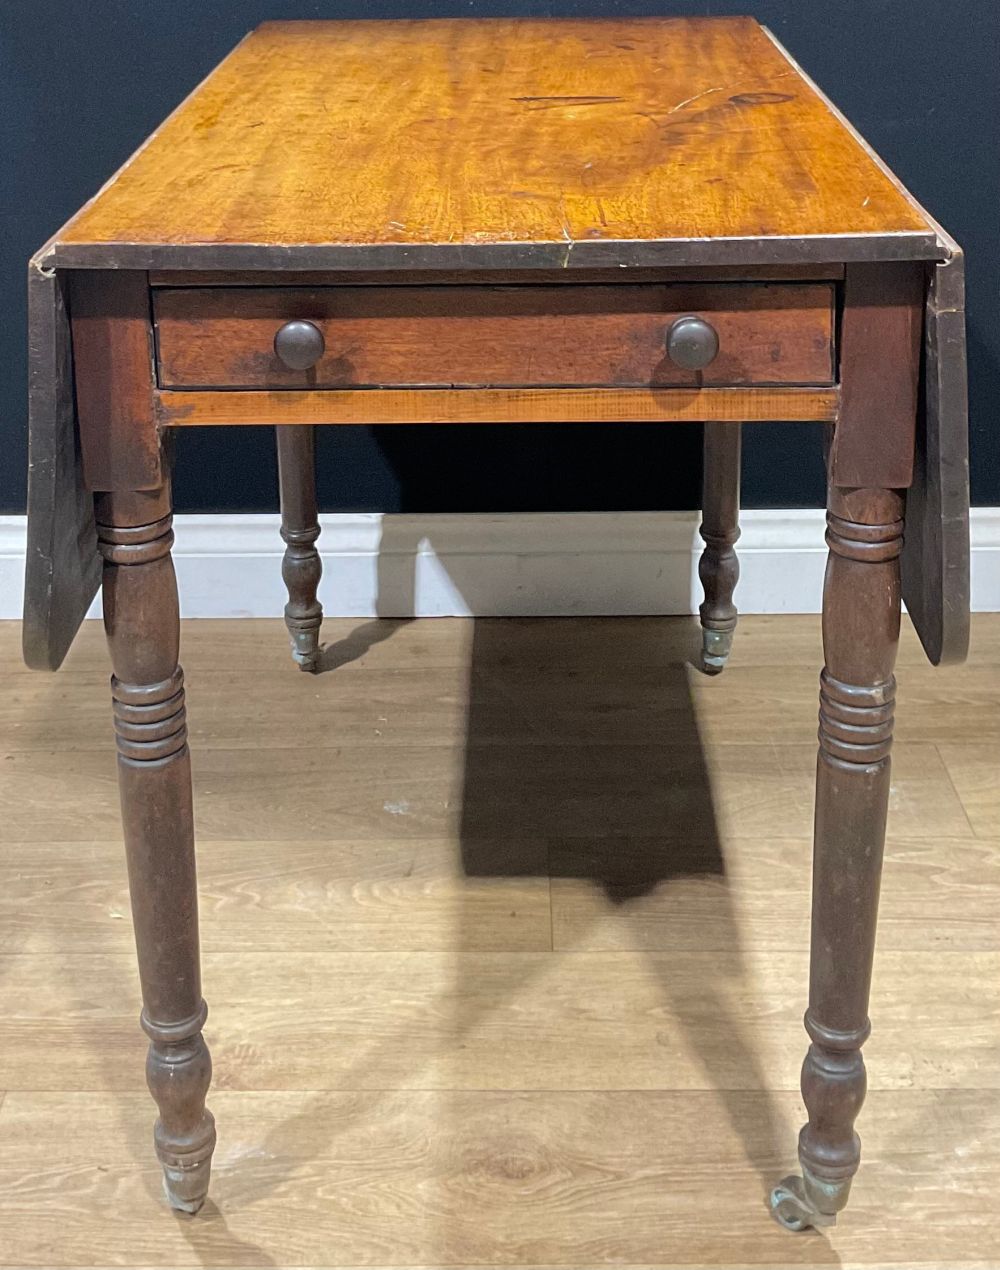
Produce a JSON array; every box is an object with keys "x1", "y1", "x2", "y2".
[{"x1": 23, "y1": 17, "x2": 969, "y2": 1232}]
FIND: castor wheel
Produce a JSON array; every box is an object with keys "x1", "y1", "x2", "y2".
[
  {"x1": 287, "y1": 622, "x2": 321, "y2": 672},
  {"x1": 163, "y1": 1174, "x2": 206, "y2": 1216},
  {"x1": 700, "y1": 626, "x2": 734, "y2": 675},
  {"x1": 769, "y1": 1174, "x2": 838, "y2": 1232},
  {"x1": 161, "y1": 1143, "x2": 214, "y2": 1215}
]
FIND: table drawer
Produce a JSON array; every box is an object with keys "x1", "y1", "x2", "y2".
[{"x1": 153, "y1": 283, "x2": 835, "y2": 391}]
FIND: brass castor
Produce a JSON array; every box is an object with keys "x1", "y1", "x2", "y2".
[
  {"x1": 163, "y1": 1175, "x2": 206, "y2": 1216},
  {"x1": 287, "y1": 622, "x2": 321, "y2": 672},
  {"x1": 769, "y1": 1172, "x2": 846, "y2": 1232},
  {"x1": 700, "y1": 625, "x2": 734, "y2": 675},
  {"x1": 160, "y1": 1137, "x2": 214, "y2": 1215}
]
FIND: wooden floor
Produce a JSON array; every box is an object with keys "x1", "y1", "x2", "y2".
[{"x1": 1, "y1": 613, "x2": 999, "y2": 1269}]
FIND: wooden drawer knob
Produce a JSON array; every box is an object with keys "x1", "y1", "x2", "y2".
[
  {"x1": 666, "y1": 315, "x2": 720, "y2": 370},
  {"x1": 274, "y1": 320, "x2": 325, "y2": 370}
]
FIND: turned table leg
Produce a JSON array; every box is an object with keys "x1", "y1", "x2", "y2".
[
  {"x1": 699, "y1": 421, "x2": 741, "y2": 672},
  {"x1": 97, "y1": 485, "x2": 216, "y2": 1214},
  {"x1": 771, "y1": 484, "x2": 903, "y2": 1231},
  {"x1": 276, "y1": 425, "x2": 323, "y2": 670}
]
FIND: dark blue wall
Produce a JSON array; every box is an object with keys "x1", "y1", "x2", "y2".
[{"x1": 4, "y1": 1, "x2": 997, "y2": 513}]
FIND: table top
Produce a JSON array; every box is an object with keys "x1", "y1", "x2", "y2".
[{"x1": 40, "y1": 17, "x2": 944, "y2": 272}]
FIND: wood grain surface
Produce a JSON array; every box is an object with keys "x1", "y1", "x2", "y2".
[
  {"x1": 41, "y1": 18, "x2": 939, "y2": 271},
  {"x1": 830, "y1": 262, "x2": 924, "y2": 488},
  {"x1": 1, "y1": 613, "x2": 998, "y2": 1267},
  {"x1": 153, "y1": 283, "x2": 836, "y2": 389},
  {"x1": 69, "y1": 270, "x2": 162, "y2": 491},
  {"x1": 148, "y1": 264, "x2": 849, "y2": 287},
  {"x1": 156, "y1": 385, "x2": 838, "y2": 426},
  {"x1": 901, "y1": 248, "x2": 971, "y2": 665},
  {"x1": 21, "y1": 268, "x2": 100, "y2": 672}
]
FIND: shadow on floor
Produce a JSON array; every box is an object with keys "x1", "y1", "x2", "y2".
[{"x1": 219, "y1": 516, "x2": 837, "y2": 1268}]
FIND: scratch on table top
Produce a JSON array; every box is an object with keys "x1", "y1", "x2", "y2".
[
  {"x1": 557, "y1": 194, "x2": 575, "y2": 266},
  {"x1": 512, "y1": 94, "x2": 624, "y2": 110},
  {"x1": 666, "y1": 86, "x2": 725, "y2": 115},
  {"x1": 666, "y1": 69, "x2": 796, "y2": 115}
]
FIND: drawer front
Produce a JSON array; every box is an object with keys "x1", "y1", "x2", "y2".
[{"x1": 153, "y1": 283, "x2": 835, "y2": 391}]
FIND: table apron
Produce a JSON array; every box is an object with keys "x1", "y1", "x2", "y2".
[{"x1": 153, "y1": 385, "x2": 838, "y2": 427}]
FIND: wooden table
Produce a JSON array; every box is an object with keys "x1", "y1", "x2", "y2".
[{"x1": 23, "y1": 17, "x2": 969, "y2": 1233}]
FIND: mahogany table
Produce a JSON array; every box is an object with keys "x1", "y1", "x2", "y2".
[{"x1": 23, "y1": 17, "x2": 969, "y2": 1232}]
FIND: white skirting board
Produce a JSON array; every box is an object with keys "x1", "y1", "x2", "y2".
[{"x1": 1, "y1": 509, "x2": 998, "y2": 619}]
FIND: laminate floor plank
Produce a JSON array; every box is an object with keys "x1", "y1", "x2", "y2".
[
  {"x1": 3, "y1": 832, "x2": 997, "y2": 957},
  {"x1": 549, "y1": 834, "x2": 1000, "y2": 952},
  {"x1": 938, "y1": 743, "x2": 1000, "y2": 838},
  {"x1": 0, "y1": 837, "x2": 552, "y2": 956}
]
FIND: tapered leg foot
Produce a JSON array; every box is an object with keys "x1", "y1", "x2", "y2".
[
  {"x1": 699, "y1": 422, "x2": 741, "y2": 673},
  {"x1": 146, "y1": 1008, "x2": 216, "y2": 1213},
  {"x1": 283, "y1": 581, "x2": 322, "y2": 670},
  {"x1": 276, "y1": 426, "x2": 323, "y2": 671}
]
